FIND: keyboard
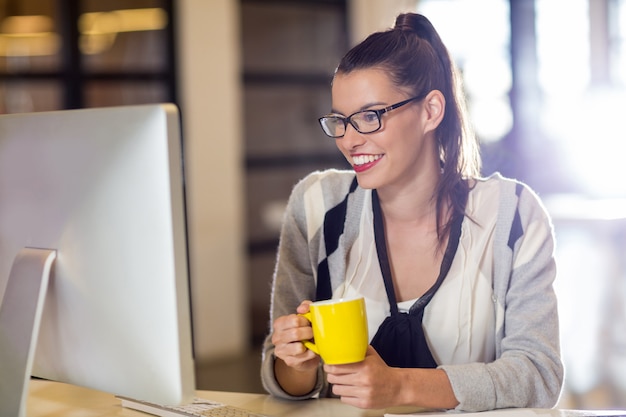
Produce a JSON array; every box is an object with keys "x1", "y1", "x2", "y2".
[{"x1": 118, "y1": 396, "x2": 268, "y2": 417}]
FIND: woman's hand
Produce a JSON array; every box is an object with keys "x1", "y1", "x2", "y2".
[
  {"x1": 325, "y1": 346, "x2": 459, "y2": 410},
  {"x1": 324, "y1": 346, "x2": 402, "y2": 409},
  {"x1": 272, "y1": 300, "x2": 320, "y2": 371},
  {"x1": 271, "y1": 300, "x2": 320, "y2": 396}
]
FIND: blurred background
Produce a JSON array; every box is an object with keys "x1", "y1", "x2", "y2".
[{"x1": 1, "y1": 0, "x2": 625, "y2": 410}]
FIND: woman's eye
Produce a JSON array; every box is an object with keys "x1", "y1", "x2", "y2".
[{"x1": 361, "y1": 112, "x2": 379, "y2": 124}]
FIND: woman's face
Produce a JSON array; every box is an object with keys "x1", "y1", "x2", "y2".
[{"x1": 331, "y1": 68, "x2": 441, "y2": 193}]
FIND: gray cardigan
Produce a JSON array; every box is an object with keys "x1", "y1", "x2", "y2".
[{"x1": 261, "y1": 170, "x2": 564, "y2": 411}]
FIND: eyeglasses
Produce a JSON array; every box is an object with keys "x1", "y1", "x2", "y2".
[{"x1": 318, "y1": 95, "x2": 425, "y2": 138}]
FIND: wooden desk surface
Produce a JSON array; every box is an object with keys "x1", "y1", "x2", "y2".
[
  {"x1": 26, "y1": 379, "x2": 626, "y2": 417},
  {"x1": 26, "y1": 379, "x2": 391, "y2": 417}
]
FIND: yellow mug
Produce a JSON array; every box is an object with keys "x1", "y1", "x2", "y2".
[{"x1": 300, "y1": 297, "x2": 368, "y2": 365}]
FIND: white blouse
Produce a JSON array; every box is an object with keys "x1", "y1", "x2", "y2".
[{"x1": 333, "y1": 183, "x2": 497, "y2": 365}]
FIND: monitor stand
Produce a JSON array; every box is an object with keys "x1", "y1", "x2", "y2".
[{"x1": 0, "y1": 248, "x2": 56, "y2": 417}]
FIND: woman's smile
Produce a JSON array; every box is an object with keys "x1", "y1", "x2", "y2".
[{"x1": 351, "y1": 153, "x2": 384, "y2": 172}]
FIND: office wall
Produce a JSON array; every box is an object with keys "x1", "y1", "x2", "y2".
[
  {"x1": 348, "y1": 0, "x2": 419, "y2": 44},
  {"x1": 176, "y1": 1, "x2": 247, "y2": 361}
]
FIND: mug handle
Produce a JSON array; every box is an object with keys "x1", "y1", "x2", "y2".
[{"x1": 298, "y1": 312, "x2": 319, "y2": 355}]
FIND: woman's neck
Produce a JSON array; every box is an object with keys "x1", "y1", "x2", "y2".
[{"x1": 376, "y1": 170, "x2": 441, "y2": 227}]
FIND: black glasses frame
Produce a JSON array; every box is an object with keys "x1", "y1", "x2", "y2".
[{"x1": 318, "y1": 95, "x2": 425, "y2": 138}]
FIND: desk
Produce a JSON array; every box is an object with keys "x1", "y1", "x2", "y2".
[
  {"x1": 26, "y1": 379, "x2": 402, "y2": 417},
  {"x1": 27, "y1": 379, "x2": 626, "y2": 417}
]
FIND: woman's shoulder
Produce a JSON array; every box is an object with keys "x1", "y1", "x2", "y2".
[
  {"x1": 290, "y1": 169, "x2": 358, "y2": 200},
  {"x1": 472, "y1": 172, "x2": 541, "y2": 200},
  {"x1": 297, "y1": 168, "x2": 356, "y2": 187},
  {"x1": 473, "y1": 171, "x2": 520, "y2": 190},
  {"x1": 283, "y1": 169, "x2": 360, "y2": 217},
  {"x1": 280, "y1": 169, "x2": 362, "y2": 242},
  {"x1": 470, "y1": 172, "x2": 551, "y2": 221}
]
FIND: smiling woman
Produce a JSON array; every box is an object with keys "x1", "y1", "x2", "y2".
[{"x1": 260, "y1": 12, "x2": 563, "y2": 413}]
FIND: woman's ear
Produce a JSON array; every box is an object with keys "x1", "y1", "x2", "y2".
[{"x1": 422, "y1": 90, "x2": 445, "y2": 134}]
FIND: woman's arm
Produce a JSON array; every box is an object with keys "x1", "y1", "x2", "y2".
[
  {"x1": 441, "y1": 183, "x2": 564, "y2": 411},
  {"x1": 261, "y1": 170, "x2": 359, "y2": 399},
  {"x1": 260, "y1": 176, "x2": 323, "y2": 399},
  {"x1": 273, "y1": 347, "x2": 319, "y2": 396}
]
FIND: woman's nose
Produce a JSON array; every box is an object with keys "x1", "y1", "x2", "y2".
[{"x1": 338, "y1": 123, "x2": 366, "y2": 150}]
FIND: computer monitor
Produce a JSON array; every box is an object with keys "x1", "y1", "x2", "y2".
[{"x1": 0, "y1": 104, "x2": 196, "y2": 416}]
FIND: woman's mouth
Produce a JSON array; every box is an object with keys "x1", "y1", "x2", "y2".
[{"x1": 351, "y1": 154, "x2": 383, "y2": 172}]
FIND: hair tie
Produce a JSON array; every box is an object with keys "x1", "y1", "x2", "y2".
[{"x1": 394, "y1": 13, "x2": 435, "y2": 44}]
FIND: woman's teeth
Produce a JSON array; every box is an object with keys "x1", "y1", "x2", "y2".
[{"x1": 352, "y1": 154, "x2": 382, "y2": 166}]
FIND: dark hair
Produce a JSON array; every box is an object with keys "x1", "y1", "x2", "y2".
[{"x1": 335, "y1": 13, "x2": 481, "y2": 245}]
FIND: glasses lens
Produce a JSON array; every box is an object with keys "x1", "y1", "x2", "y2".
[
  {"x1": 351, "y1": 111, "x2": 381, "y2": 134},
  {"x1": 320, "y1": 117, "x2": 345, "y2": 138}
]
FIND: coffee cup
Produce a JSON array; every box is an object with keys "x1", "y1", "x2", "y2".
[{"x1": 300, "y1": 297, "x2": 368, "y2": 365}]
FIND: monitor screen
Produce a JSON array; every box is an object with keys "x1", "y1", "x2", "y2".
[{"x1": 0, "y1": 104, "x2": 195, "y2": 413}]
